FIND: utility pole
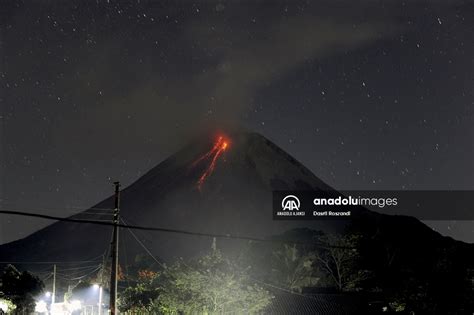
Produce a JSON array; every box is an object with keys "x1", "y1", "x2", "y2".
[
  {"x1": 109, "y1": 181, "x2": 121, "y2": 315},
  {"x1": 98, "y1": 286, "x2": 103, "y2": 315},
  {"x1": 98, "y1": 253, "x2": 106, "y2": 315},
  {"x1": 52, "y1": 264, "x2": 56, "y2": 304}
]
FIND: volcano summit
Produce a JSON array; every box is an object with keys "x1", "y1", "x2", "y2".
[
  {"x1": 0, "y1": 130, "x2": 342, "y2": 263},
  {"x1": 0, "y1": 130, "x2": 471, "y2": 271}
]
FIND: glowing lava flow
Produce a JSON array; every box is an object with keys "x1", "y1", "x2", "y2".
[{"x1": 193, "y1": 136, "x2": 229, "y2": 189}]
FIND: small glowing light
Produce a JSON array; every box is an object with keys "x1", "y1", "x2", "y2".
[
  {"x1": 45, "y1": 291, "x2": 51, "y2": 298},
  {"x1": 93, "y1": 284, "x2": 100, "y2": 290}
]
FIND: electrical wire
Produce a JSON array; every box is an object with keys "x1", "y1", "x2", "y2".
[
  {"x1": 40, "y1": 273, "x2": 53, "y2": 282},
  {"x1": 120, "y1": 218, "x2": 166, "y2": 268},
  {"x1": 58, "y1": 264, "x2": 102, "y2": 272},
  {"x1": 57, "y1": 265, "x2": 102, "y2": 281},
  {"x1": 0, "y1": 202, "x2": 114, "y2": 214},
  {"x1": 56, "y1": 266, "x2": 102, "y2": 278},
  {"x1": 0, "y1": 209, "x2": 354, "y2": 249},
  {"x1": 0, "y1": 253, "x2": 106, "y2": 265}
]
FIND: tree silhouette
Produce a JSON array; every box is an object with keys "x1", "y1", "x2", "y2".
[{"x1": 0, "y1": 264, "x2": 44, "y2": 314}]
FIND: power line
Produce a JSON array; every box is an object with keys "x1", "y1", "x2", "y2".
[
  {"x1": 0, "y1": 260, "x2": 102, "y2": 265},
  {"x1": 58, "y1": 264, "x2": 103, "y2": 272},
  {"x1": 56, "y1": 266, "x2": 102, "y2": 278},
  {"x1": 41, "y1": 273, "x2": 53, "y2": 282},
  {"x1": 121, "y1": 217, "x2": 156, "y2": 247},
  {"x1": 0, "y1": 254, "x2": 106, "y2": 265},
  {"x1": 0, "y1": 209, "x2": 354, "y2": 249},
  {"x1": 73, "y1": 212, "x2": 115, "y2": 216},
  {"x1": 58, "y1": 265, "x2": 102, "y2": 281},
  {"x1": 121, "y1": 218, "x2": 166, "y2": 268},
  {"x1": 0, "y1": 198, "x2": 111, "y2": 209},
  {"x1": 0, "y1": 203, "x2": 114, "y2": 214}
]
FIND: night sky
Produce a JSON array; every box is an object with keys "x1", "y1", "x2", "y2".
[{"x1": 1, "y1": 0, "x2": 473, "y2": 244}]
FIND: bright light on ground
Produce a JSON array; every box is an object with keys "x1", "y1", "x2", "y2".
[
  {"x1": 69, "y1": 300, "x2": 82, "y2": 312},
  {"x1": 0, "y1": 299, "x2": 11, "y2": 313},
  {"x1": 35, "y1": 300, "x2": 47, "y2": 313}
]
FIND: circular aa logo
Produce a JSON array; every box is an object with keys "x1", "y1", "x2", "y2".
[{"x1": 281, "y1": 195, "x2": 300, "y2": 211}]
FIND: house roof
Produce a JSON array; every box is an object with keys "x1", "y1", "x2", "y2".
[{"x1": 264, "y1": 292, "x2": 367, "y2": 315}]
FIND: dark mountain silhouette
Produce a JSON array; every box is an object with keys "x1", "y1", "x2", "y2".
[
  {"x1": 0, "y1": 130, "x2": 343, "y2": 263},
  {"x1": 0, "y1": 131, "x2": 472, "y2": 288},
  {"x1": 1, "y1": 129, "x2": 473, "y2": 312}
]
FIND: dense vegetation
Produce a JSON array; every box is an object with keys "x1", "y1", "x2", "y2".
[
  {"x1": 120, "y1": 241, "x2": 272, "y2": 314},
  {"x1": 119, "y1": 227, "x2": 474, "y2": 314}
]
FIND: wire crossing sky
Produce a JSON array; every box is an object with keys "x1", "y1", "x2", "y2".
[{"x1": 0, "y1": 209, "x2": 355, "y2": 250}]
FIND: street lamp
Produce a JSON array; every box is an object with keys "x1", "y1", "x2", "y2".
[
  {"x1": 43, "y1": 291, "x2": 52, "y2": 313},
  {"x1": 93, "y1": 284, "x2": 103, "y2": 315}
]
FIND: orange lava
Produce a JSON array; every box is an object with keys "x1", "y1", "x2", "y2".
[{"x1": 193, "y1": 136, "x2": 230, "y2": 189}]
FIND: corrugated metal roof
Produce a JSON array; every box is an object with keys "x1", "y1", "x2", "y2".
[{"x1": 264, "y1": 292, "x2": 367, "y2": 315}]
